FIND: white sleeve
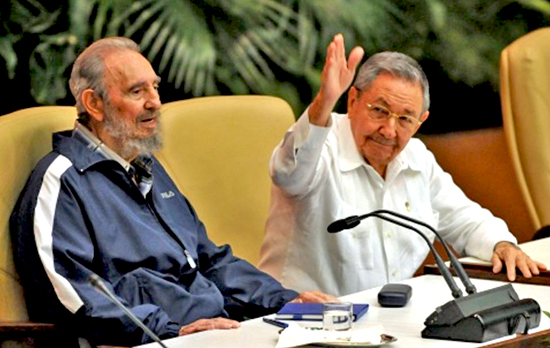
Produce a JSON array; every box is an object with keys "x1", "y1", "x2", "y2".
[
  {"x1": 425, "y1": 148, "x2": 517, "y2": 261},
  {"x1": 269, "y1": 108, "x2": 333, "y2": 197}
]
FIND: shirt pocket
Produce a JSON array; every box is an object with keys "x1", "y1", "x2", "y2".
[
  {"x1": 328, "y1": 202, "x2": 375, "y2": 270},
  {"x1": 346, "y1": 224, "x2": 375, "y2": 270}
]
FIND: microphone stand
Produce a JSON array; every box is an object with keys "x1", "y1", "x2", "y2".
[
  {"x1": 88, "y1": 274, "x2": 169, "y2": 348},
  {"x1": 359, "y1": 212, "x2": 464, "y2": 299},
  {"x1": 327, "y1": 210, "x2": 541, "y2": 342},
  {"x1": 372, "y1": 209, "x2": 477, "y2": 294}
]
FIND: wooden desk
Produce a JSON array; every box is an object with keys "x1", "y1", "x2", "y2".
[
  {"x1": 423, "y1": 263, "x2": 550, "y2": 285},
  {"x1": 424, "y1": 237, "x2": 550, "y2": 285},
  {"x1": 481, "y1": 328, "x2": 550, "y2": 348},
  {"x1": 136, "y1": 275, "x2": 550, "y2": 348}
]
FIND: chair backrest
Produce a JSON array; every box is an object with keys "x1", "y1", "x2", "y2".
[
  {"x1": 420, "y1": 128, "x2": 535, "y2": 240},
  {"x1": 157, "y1": 96, "x2": 294, "y2": 266},
  {"x1": 500, "y1": 27, "x2": 550, "y2": 231},
  {"x1": 1, "y1": 95, "x2": 294, "y2": 323},
  {"x1": 0, "y1": 106, "x2": 77, "y2": 321}
]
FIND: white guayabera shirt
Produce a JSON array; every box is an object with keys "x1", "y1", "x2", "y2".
[{"x1": 259, "y1": 111, "x2": 516, "y2": 297}]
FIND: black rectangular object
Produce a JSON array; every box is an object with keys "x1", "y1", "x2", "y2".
[
  {"x1": 378, "y1": 283, "x2": 412, "y2": 307},
  {"x1": 422, "y1": 298, "x2": 540, "y2": 342}
]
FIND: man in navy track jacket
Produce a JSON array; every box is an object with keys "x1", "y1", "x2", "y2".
[{"x1": 10, "y1": 37, "x2": 335, "y2": 347}]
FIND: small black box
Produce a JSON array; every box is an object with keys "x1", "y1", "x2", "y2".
[{"x1": 378, "y1": 283, "x2": 412, "y2": 307}]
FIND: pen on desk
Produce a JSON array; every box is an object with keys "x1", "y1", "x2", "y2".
[{"x1": 263, "y1": 317, "x2": 289, "y2": 329}]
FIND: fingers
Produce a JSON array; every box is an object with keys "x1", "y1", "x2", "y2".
[
  {"x1": 519, "y1": 257, "x2": 545, "y2": 276},
  {"x1": 330, "y1": 34, "x2": 363, "y2": 72},
  {"x1": 347, "y1": 46, "x2": 365, "y2": 72},
  {"x1": 535, "y1": 260, "x2": 547, "y2": 271},
  {"x1": 325, "y1": 40, "x2": 336, "y2": 69},
  {"x1": 293, "y1": 290, "x2": 339, "y2": 303},
  {"x1": 312, "y1": 33, "x2": 363, "y2": 126},
  {"x1": 516, "y1": 256, "x2": 534, "y2": 278},
  {"x1": 491, "y1": 252, "x2": 503, "y2": 274},
  {"x1": 179, "y1": 318, "x2": 240, "y2": 336},
  {"x1": 333, "y1": 33, "x2": 345, "y2": 63},
  {"x1": 492, "y1": 242, "x2": 546, "y2": 281},
  {"x1": 505, "y1": 257, "x2": 519, "y2": 281},
  {"x1": 324, "y1": 34, "x2": 345, "y2": 70}
]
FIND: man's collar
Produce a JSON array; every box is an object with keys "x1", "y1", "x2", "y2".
[
  {"x1": 336, "y1": 117, "x2": 368, "y2": 172},
  {"x1": 73, "y1": 122, "x2": 132, "y2": 172}
]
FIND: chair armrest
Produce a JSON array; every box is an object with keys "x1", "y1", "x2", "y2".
[
  {"x1": 0, "y1": 321, "x2": 57, "y2": 333},
  {"x1": 0, "y1": 321, "x2": 66, "y2": 344}
]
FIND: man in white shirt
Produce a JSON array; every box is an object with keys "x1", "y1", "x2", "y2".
[{"x1": 258, "y1": 34, "x2": 546, "y2": 297}]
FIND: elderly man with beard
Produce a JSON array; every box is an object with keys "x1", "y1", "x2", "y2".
[{"x1": 10, "y1": 37, "x2": 335, "y2": 347}]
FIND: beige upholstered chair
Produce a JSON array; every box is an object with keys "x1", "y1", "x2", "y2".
[
  {"x1": 0, "y1": 95, "x2": 294, "y2": 341},
  {"x1": 0, "y1": 106, "x2": 77, "y2": 343},
  {"x1": 500, "y1": 27, "x2": 550, "y2": 231},
  {"x1": 157, "y1": 95, "x2": 295, "y2": 265}
]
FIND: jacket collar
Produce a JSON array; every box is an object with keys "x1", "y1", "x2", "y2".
[
  {"x1": 53, "y1": 123, "x2": 145, "y2": 173},
  {"x1": 72, "y1": 123, "x2": 132, "y2": 172}
]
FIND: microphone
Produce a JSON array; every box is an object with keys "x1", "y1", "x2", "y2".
[
  {"x1": 381, "y1": 210, "x2": 476, "y2": 294},
  {"x1": 88, "y1": 274, "x2": 169, "y2": 348},
  {"x1": 328, "y1": 210, "x2": 541, "y2": 342},
  {"x1": 329, "y1": 210, "x2": 464, "y2": 298},
  {"x1": 329, "y1": 210, "x2": 477, "y2": 294},
  {"x1": 327, "y1": 215, "x2": 360, "y2": 233},
  {"x1": 373, "y1": 212, "x2": 463, "y2": 298},
  {"x1": 327, "y1": 215, "x2": 361, "y2": 233}
]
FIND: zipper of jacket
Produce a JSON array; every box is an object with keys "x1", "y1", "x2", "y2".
[
  {"x1": 146, "y1": 199, "x2": 197, "y2": 270},
  {"x1": 127, "y1": 170, "x2": 198, "y2": 271}
]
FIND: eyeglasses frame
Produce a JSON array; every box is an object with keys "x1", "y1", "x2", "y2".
[{"x1": 365, "y1": 102, "x2": 423, "y2": 131}]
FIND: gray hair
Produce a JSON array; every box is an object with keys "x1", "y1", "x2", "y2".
[
  {"x1": 353, "y1": 51, "x2": 430, "y2": 113},
  {"x1": 69, "y1": 37, "x2": 140, "y2": 125}
]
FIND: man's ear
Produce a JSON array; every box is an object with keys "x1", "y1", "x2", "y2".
[
  {"x1": 81, "y1": 89, "x2": 105, "y2": 122},
  {"x1": 412, "y1": 110, "x2": 430, "y2": 136},
  {"x1": 420, "y1": 110, "x2": 430, "y2": 123},
  {"x1": 347, "y1": 86, "x2": 359, "y2": 110}
]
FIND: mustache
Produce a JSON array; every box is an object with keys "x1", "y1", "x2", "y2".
[
  {"x1": 136, "y1": 111, "x2": 161, "y2": 122},
  {"x1": 368, "y1": 134, "x2": 396, "y2": 146}
]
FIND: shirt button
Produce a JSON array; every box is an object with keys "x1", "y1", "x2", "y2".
[
  {"x1": 386, "y1": 231, "x2": 392, "y2": 238},
  {"x1": 392, "y1": 270, "x2": 399, "y2": 277}
]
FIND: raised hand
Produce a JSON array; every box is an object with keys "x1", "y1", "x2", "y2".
[{"x1": 309, "y1": 34, "x2": 364, "y2": 126}]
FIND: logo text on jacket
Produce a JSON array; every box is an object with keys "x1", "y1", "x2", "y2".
[{"x1": 161, "y1": 191, "x2": 175, "y2": 199}]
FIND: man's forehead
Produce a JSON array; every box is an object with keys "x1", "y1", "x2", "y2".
[
  {"x1": 360, "y1": 75, "x2": 423, "y2": 110},
  {"x1": 103, "y1": 50, "x2": 158, "y2": 84}
]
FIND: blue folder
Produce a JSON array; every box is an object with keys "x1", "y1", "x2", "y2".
[{"x1": 275, "y1": 303, "x2": 369, "y2": 321}]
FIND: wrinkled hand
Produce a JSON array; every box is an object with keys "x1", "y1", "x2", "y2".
[
  {"x1": 178, "y1": 317, "x2": 240, "y2": 336},
  {"x1": 320, "y1": 33, "x2": 364, "y2": 105},
  {"x1": 309, "y1": 33, "x2": 364, "y2": 126},
  {"x1": 290, "y1": 290, "x2": 339, "y2": 303},
  {"x1": 491, "y1": 241, "x2": 547, "y2": 281}
]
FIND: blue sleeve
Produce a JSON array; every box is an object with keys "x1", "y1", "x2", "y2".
[
  {"x1": 192, "y1": 217, "x2": 299, "y2": 320},
  {"x1": 11, "y1": 162, "x2": 180, "y2": 346}
]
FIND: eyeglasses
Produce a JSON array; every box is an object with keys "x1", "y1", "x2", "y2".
[{"x1": 365, "y1": 103, "x2": 422, "y2": 131}]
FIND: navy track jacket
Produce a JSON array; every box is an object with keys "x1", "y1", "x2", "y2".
[{"x1": 11, "y1": 130, "x2": 298, "y2": 346}]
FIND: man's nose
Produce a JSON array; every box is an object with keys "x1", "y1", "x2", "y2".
[
  {"x1": 145, "y1": 88, "x2": 161, "y2": 110},
  {"x1": 379, "y1": 116, "x2": 398, "y2": 137}
]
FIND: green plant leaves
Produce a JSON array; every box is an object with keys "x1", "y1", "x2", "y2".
[{"x1": 2, "y1": 0, "x2": 550, "y2": 117}]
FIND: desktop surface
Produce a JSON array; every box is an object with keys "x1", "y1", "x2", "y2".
[{"x1": 136, "y1": 275, "x2": 550, "y2": 348}]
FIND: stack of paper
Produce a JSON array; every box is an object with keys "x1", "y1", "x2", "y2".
[{"x1": 276, "y1": 322, "x2": 385, "y2": 348}]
